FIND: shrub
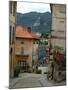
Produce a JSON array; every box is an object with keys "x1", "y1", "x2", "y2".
[
  {"x1": 44, "y1": 72, "x2": 47, "y2": 74},
  {"x1": 27, "y1": 66, "x2": 32, "y2": 73},
  {"x1": 28, "y1": 69, "x2": 32, "y2": 73},
  {"x1": 14, "y1": 65, "x2": 20, "y2": 77},
  {"x1": 36, "y1": 70, "x2": 42, "y2": 74}
]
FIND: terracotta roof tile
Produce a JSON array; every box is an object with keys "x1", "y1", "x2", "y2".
[{"x1": 16, "y1": 26, "x2": 39, "y2": 39}]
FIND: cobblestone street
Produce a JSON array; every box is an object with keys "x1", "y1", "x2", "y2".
[{"x1": 9, "y1": 73, "x2": 66, "y2": 89}]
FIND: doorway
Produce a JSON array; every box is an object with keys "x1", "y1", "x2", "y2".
[{"x1": 19, "y1": 60, "x2": 28, "y2": 73}]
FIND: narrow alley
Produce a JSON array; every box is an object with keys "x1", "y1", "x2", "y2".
[{"x1": 9, "y1": 73, "x2": 66, "y2": 89}]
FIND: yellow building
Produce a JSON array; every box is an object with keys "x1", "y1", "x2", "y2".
[
  {"x1": 50, "y1": 4, "x2": 66, "y2": 51},
  {"x1": 9, "y1": 1, "x2": 17, "y2": 78},
  {"x1": 15, "y1": 26, "x2": 39, "y2": 72}
]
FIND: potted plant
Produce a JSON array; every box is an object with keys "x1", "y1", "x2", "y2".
[
  {"x1": 36, "y1": 69, "x2": 42, "y2": 74},
  {"x1": 14, "y1": 64, "x2": 20, "y2": 77}
]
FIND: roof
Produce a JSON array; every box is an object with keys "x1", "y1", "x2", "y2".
[{"x1": 16, "y1": 26, "x2": 40, "y2": 40}]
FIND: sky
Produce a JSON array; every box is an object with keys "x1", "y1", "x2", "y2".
[{"x1": 17, "y1": 2, "x2": 51, "y2": 14}]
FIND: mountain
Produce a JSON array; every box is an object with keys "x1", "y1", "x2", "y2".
[{"x1": 16, "y1": 12, "x2": 52, "y2": 34}]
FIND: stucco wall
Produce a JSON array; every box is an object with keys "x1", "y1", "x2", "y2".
[
  {"x1": 15, "y1": 38, "x2": 33, "y2": 67},
  {"x1": 51, "y1": 4, "x2": 66, "y2": 50}
]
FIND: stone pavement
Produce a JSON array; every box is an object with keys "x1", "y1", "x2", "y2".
[
  {"x1": 9, "y1": 73, "x2": 47, "y2": 89},
  {"x1": 9, "y1": 73, "x2": 66, "y2": 89},
  {"x1": 9, "y1": 77, "x2": 22, "y2": 89},
  {"x1": 39, "y1": 79, "x2": 66, "y2": 87}
]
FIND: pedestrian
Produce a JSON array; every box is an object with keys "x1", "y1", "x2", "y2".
[{"x1": 51, "y1": 61, "x2": 54, "y2": 79}]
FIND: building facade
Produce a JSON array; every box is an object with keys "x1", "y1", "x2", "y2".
[
  {"x1": 50, "y1": 4, "x2": 66, "y2": 51},
  {"x1": 9, "y1": 1, "x2": 17, "y2": 78},
  {"x1": 15, "y1": 26, "x2": 39, "y2": 72}
]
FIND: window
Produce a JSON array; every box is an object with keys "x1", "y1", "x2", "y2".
[
  {"x1": 21, "y1": 42, "x2": 24, "y2": 44},
  {"x1": 19, "y1": 61, "x2": 28, "y2": 71},
  {"x1": 37, "y1": 41, "x2": 39, "y2": 44},
  {"x1": 9, "y1": 1, "x2": 12, "y2": 14},
  {"x1": 60, "y1": 11, "x2": 65, "y2": 14},
  {"x1": 33, "y1": 41, "x2": 35, "y2": 44},
  {"x1": 10, "y1": 48, "x2": 13, "y2": 69},
  {"x1": 58, "y1": 30, "x2": 64, "y2": 32},
  {"x1": 13, "y1": 2, "x2": 16, "y2": 16},
  {"x1": 33, "y1": 41, "x2": 39, "y2": 44},
  {"x1": 21, "y1": 47, "x2": 24, "y2": 54},
  {"x1": 59, "y1": 6, "x2": 66, "y2": 14},
  {"x1": 9, "y1": 1, "x2": 16, "y2": 16},
  {"x1": 60, "y1": 21, "x2": 64, "y2": 23},
  {"x1": 9, "y1": 25, "x2": 12, "y2": 44},
  {"x1": 10, "y1": 26, "x2": 15, "y2": 44},
  {"x1": 51, "y1": 36, "x2": 65, "y2": 39},
  {"x1": 12, "y1": 27, "x2": 15, "y2": 44}
]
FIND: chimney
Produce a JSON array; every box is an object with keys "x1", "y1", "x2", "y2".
[{"x1": 27, "y1": 27, "x2": 31, "y2": 32}]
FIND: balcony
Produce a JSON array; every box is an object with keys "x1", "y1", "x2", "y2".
[{"x1": 15, "y1": 51, "x2": 29, "y2": 57}]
